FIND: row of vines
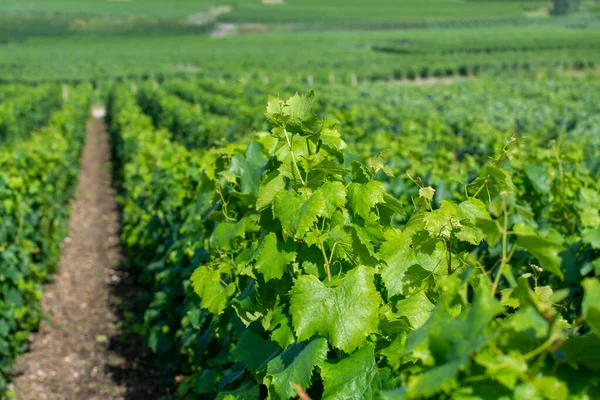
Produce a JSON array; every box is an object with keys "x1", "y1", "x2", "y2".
[
  {"x1": 105, "y1": 77, "x2": 599, "y2": 399},
  {"x1": 0, "y1": 84, "x2": 92, "y2": 394}
]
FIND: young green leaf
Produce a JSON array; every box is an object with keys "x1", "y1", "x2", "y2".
[
  {"x1": 190, "y1": 264, "x2": 236, "y2": 315},
  {"x1": 228, "y1": 142, "x2": 267, "y2": 196},
  {"x1": 321, "y1": 343, "x2": 380, "y2": 400},
  {"x1": 257, "y1": 173, "x2": 286, "y2": 211},
  {"x1": 273, "y1": 182, "x2": 345, "y2": 239},
  {"x1": 347, "y1": 181, "x2": 385, "y2": 221},
  {"x1": 515, "y1": 229, "x2": 564, "y2": 280},
  {"x1": 266, "y1": 338, "x2": 328, "y2": 399},
  {"x1": 233, "y1": 330, "x2": 281, "y2": 371},
  {"x1": 289, "y1": 266, "x2": 381, "y2": 353},
  {"x1": 253, "y1": 232, "x2": 297, "y2": 281},
  {"x1": 582, "y1": 278, "x2": 600, "y2": 337}
]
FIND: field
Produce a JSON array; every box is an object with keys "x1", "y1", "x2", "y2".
[
  {"x1": 1, "y1": 0, "x2": 600, "y2": 399},
  {"x1": 0, "y1": 0, "x2": 555, "y2": 21}
]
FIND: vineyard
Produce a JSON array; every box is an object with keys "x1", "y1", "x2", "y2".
[{"x1": 1, "y1": 0, "x2": 600, "y2": 399}]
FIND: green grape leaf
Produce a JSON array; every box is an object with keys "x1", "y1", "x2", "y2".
[
  {"x1": 419, "y1": 186, "x2": 435, "y2": 202},
  {"x1": 253, "y1": 233, "x2": 297, "y2": 281},
  {"x1": 524, "y1": 162, "x2": 550, "y2": 194},
  {"x1": 455, "y1": 226, "x2": 484, "y2": 246},
  {"x1": 577, "y1": 188, "x2": 600, "y2": 228},
  {"x1": 210, "y1": 216, "x2": 254, "y2": 251},
  {"x1": 0, "y1": 320, "x2": 9, "y2": 337},
  {"x1": 266, "y1": 95, "x2": 284, "y2": 122},
  {"x1": 190, "y1": 264, "x2": 236, "y2": 315},
  {"x1": 273, "y1": 182, "x2": 345, "y2": 239},
  {"x1": 582, "y1": 278, "x2": 600, "y2": 337},
  {"x1": 477, "y1": 218, "x2": 502, "y2": 247},
  {"x1": 486, "y1": 165, "x2": 516, "y2": 198},
  {"x1": 320, "y1": 127, "x2": 347, "y2": 152},
  {"x1": 267, "y1": 92, "x2": 321, "y2": 136},
  {"x1": 583, "y1": 228, "x2": 600, "y2": 250},
  {"x1": 379, "y1": 387, "x2": 407, "y2": 400},
  {"x1": 328, "y1": 224, "x2": 379, "y2": 266},
  {"x1": 474, "y1": 350, "x2": 527, "y2": 389},
  {"x1": 536, "y1": 377, "x2": 569, "y2": 400},
  {"x1": 216, "y1": 384, "x2": 260, "y2": 400},
  {"x1": 229, "y1": 142, "x2": 267, "y2": 196},
  {"x1": 320, "y1": 181, "x2": 347, "y2": 217},
  {"x1": 562, "y1": 333, "x2": 600, "y2": 371},
  {"x1": 579, "y1": 206, "x2": 600, "y2": 229},
  {"x1": 353, "y1": 219, "x2": 385, "y2": 258},
  {"x1": 274, "y1": 190, "x2": 324, "y2": 239},
  {"x1": 381, "y1": 229, "x2": 445, "y2": 297},
  {"x1": 266, "y1": 338, "x2": 328, "y2": 399},
  {"x1": 257, "y1": 173, "x2": 286, "y2": 211},
  {"x1": 405, "y1": 290, "x2": 503, "y2": 398},
  {"x1": 377, "y1": 193, "x2": 407, "y2": 223},
  {"x1": 285, "y1": 91, "x2": 322, "y2": 136},
  {"x1": 515, "y1": 228, "x2": 564, "y2": 280},
  {"x1": 424, "y1": 200, "x2": 459, "y2": 238},
  {"x1": 289, "y1": 266, "x2": 381, "y2": 353},
  {"x1": 193, "y1": 369, "x2": 220, "y2": 394},
  {"x1": 233, "y1": 330, "x2": 281, "y2": 371},
  {"x1": 232, "y1": 279, "x2": 272, "y2": 326},
  {"x1": 321, "y1": 343, "x2": 380, "y2": 400},
  {"x1": 347, "y1": 181, "x2": 385, "y2": 221},
  {"x1": 407, "y1": 360, "x2": 462, "y2": 398},
  {"x1": 396, "y1": 292, "x2": 435, "y2": 329},
  {"x1": 310, "y1": 159, "x2": 348, "y2": 178},
  {"x1": 500, "y1": 288, "x2": 520, "y2": 309},
  {"x1": 368, "y1": 157, "x2": 394, "y2": 177},
  {"x1": 263, "y1": 305, "x2": 296, "y2": 349},
  {"x1": 455, "y1": 197, "x2": 491, "y2": 244},
  {"x1": 380, "y1": 332, "x2": 407, "y2": 369},
  {"x1": 351, "y1": 160, "x2": 371, "y2": 183}
]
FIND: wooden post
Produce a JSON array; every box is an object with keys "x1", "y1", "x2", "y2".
[
  {"x1": 307, "y1": 75, "x2": 314, "y2": 86},
  {"x1": 351, "y1": 73, "x2": 358, "y2": 87},
  {"x1": 62, "y1": 85, "x2": 69, "y2": 102},
  {"x1": 329, "y1": 73, "x2": 335, "y2": 85}
]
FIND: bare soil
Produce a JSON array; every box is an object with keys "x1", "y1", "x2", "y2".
[{"x1": 12, "y1": 115, "x2": 169, "y2": 399}]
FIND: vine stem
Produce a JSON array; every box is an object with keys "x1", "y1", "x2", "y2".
[
  {"x1": 472, "y1": 177, "x2": 488, "y2": 198},
  {"x1": 283, "y1": 128, "x2": 307, "y2": 189},
  {"x1": 470, "y1": 136, "x2": 517, "y2": 200},
  {"x1": 492, "y1": 198, "x2": 510, "y2": 295},
  {"x1": 283, "y1": 127, "x2": 332, "y2": 280},
  {"x1": 318, "y1": 231, "x2": 332, "y2": 281},
  {"x1": 523, "y1": 334, "x2": 557, "y2": 361},
  {"x1": 447, "y1": 237, "x2": 453, "y2": 275}
]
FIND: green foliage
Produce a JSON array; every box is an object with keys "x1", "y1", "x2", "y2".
[
  {"x1": 289, "y1": 266, "x2": 381, "y2": 353},
  {"x1": 321, "y1": 343, "x2": 380, "y2": 400},
  {"x1": 266, "y1": 338, "x2": 328, "y2": 399},
  {"x1": 0, "y1": 85, "x2": 91, "y2": 394},
  {"x1": 135, "y1": 82, "x2": 231, "y2": 149},
  {"x1": 109, "y1": 86, "x2": 600, "y2": 400},
  {"x1": 0, "y1": 84, "x2": 62, "y2": 145}
]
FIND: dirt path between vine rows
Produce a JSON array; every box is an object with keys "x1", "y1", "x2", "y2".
[{"x1": 12, "y1": 111, "x2": 167, "y2": 399}]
